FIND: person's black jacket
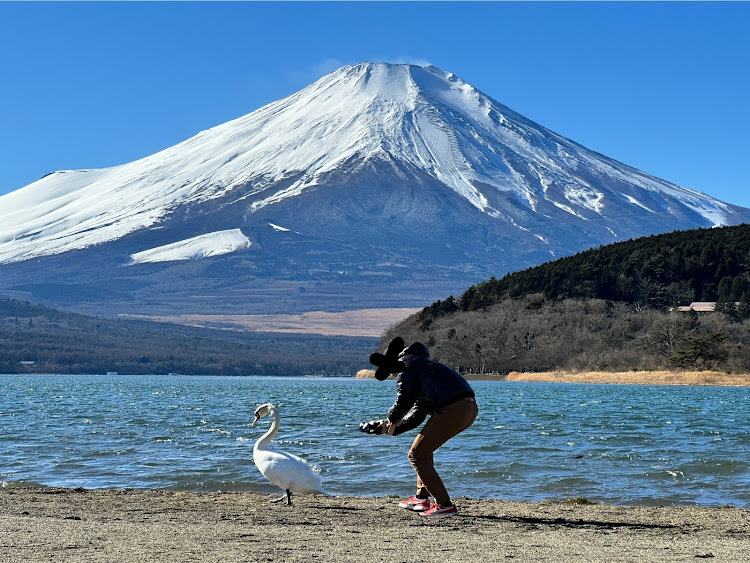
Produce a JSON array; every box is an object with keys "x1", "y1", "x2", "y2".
[{"x1": 387, "y1": 344, "x2": 475, "y2": 436}]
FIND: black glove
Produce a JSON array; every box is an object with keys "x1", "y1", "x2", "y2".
[{"x1": 359, "y1": 419, "x2": 386, "y2": 435}]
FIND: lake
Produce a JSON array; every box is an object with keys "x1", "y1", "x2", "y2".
[{"x1": 1, "y1": 374, "x2": 748, "y2": 507}]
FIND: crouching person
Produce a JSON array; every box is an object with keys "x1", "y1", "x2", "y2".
[{"x1": 361, "y1": 339, "x2": 478, "y2": 516}]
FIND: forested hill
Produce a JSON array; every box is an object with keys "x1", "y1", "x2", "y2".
[
  {"x1": 424, "y1": 224, "x2": 750, "y2": 319},
  {"x1": 0, "y1": 299, "x2": 375, "y2": 375},
  {"x1": 381, "y1": 224, "x2": 750, "y2": 375}
]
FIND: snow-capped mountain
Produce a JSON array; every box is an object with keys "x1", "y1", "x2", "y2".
[{"x1": 1, "y1": 62, "x2": 748, "y2": 316}]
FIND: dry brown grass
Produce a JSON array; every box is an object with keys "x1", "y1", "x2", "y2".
[
  {"x1": 354, "y1": 368, "x2": 750, "y2": 386},
  {"x1": 120, "y1": 308, "x2": 421, "y2": 337},
  {"x1": 507, "y1": 370, "x2": 750, "y2": 386}
]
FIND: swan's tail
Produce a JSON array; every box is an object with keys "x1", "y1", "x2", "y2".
[{"x1": 307, "y1": 483, "x2": 330, "y2": 496}]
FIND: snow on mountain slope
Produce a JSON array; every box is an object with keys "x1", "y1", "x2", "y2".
[
  {"x1": 0, "y1": 62, "x2": 743, "y2": 265},
  {"x1": 128, "y1": 229, "x2": 251, "y2": 265}
]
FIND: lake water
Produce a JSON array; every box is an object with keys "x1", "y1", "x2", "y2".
[{"x1": 1, "y1": 374, "x2": 748, "y2": 507}]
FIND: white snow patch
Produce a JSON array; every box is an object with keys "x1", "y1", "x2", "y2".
[
  {"x1": 539, "y1": 175, "x2": 552, "y2": 195},
  {"x1": 564, "y1": 185, "x2": 604, "y2": 214},
  {"x1": 623, "y1": 194, "x2": 655, "y2": 212},
  {"x1": 552, "y1": 201, "x2": 588, "y2": 220},
  {"x1": 128, "y1": 229, "x2": 251, "y2": 265}
]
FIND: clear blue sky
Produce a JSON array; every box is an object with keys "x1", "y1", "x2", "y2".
[{"x1": 2, "y1": 2, "x2": 748, "y2": 207}]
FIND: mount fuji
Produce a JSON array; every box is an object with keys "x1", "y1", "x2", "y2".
[{"x1": 1, "y1": 62, "x2": 749, "y2": 318}]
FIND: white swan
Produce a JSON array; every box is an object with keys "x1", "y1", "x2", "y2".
[{"x1": 252, "y1": 403, "x2": 327, "y2": 505}]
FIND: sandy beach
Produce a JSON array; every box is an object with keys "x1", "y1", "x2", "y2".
[{"x1": 1, "y1": 488, "x2": 748, "y2": 562}]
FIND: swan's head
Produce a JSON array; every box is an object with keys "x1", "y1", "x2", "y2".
[{"x1": 252, "y1": 403, "x2": 276, "y2": 426}]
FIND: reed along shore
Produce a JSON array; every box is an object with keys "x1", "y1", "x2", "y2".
[
  {"x1": 505, "y1": 370, "x2": 750, "y2": 386},
  {"x1": 357, "y1": 368, "x2": 750, "y2": 385},
  {"x1": 1, "y1": 488, "x2": 748, "y2": 562}
]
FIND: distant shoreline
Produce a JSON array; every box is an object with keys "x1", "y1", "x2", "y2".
[
  {"x1": 356, "y1": 368, "x2": 750, "y2": 386},
  {"x1": 7, "y1": 370, "x2": 750, "y2": 386}
]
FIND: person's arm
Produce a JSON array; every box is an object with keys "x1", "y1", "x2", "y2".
[
  {"x1": 391, "y1": 405, "x2": 427, "y2": 435},
  {"x1": 385, "y1": 368, "x2": 428, "y2": 435},
  {"x1": 359, "y1": 371, "x2": 418, "y2": 436},
  {"x1": 387, "y1": 372, "x2": 416, "y2": 424}
]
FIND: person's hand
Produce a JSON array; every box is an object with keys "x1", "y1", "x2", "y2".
[
  {"x1": 359, "y1": 419, "x2": 387, "y2": 435},
  {"x1": 384, "y1": 420, "x2": 398, "y2": 436}
]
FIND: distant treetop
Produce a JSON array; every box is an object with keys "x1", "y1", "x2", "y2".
[{"x1": 423, "y1": 224, "x2": 750, "y2": 319}]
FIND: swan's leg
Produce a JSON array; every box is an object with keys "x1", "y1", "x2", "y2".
[{"x1": 269, "y1": 489, "x2": 293, "y2": 505}]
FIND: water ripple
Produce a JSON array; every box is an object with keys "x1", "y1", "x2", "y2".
[{"x1": 1, "y1": 374, "x2": 748, "y2": 507}]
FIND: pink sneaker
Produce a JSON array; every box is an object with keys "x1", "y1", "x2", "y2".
[
  {"x1": 398, "y1": 496, "x2": 431, "y2": 512},
  {"x1": 419, "y1": 503, "x2": 458, "y2": 517}
]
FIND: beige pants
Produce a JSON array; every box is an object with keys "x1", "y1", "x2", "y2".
[{"x1": 407, "y1": 397, "x2": 478, "y2": 505}]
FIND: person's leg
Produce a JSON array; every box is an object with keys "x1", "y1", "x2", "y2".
[
  {"x1": 415, "y1": 474, "x2": 429, "y2": 499},
  {"x1": 408, "y1": 398, "x2": 477, "y2": 505}
]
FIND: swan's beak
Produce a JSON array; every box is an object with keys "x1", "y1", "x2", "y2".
[{"x1": 252, "y1": 413, "x2": 260, "y2": 427}]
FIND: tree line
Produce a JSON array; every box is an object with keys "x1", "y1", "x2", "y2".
[
  {"x1": 0, "y1": 299, "x2": 375, "y2": 376},
  {"x1": 384, "y1": 295, "x2": 750, "y2": 375}
]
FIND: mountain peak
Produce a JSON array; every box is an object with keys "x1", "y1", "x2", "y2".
[{"x1": 0, "y1": 62, "x2": 747, "y2": 268}]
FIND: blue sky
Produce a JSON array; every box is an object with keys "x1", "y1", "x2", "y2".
[{"x1": 1, "y1": 2, "x2": 748, "y2": 207}]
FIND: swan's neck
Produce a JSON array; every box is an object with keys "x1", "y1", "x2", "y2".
[{"x1": 254, "y1": 409, "x2": 280, "y2": 451}]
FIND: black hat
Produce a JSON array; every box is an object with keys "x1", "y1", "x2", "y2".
[
  {"x1": 369, "y1": 337, "x2": 405, "y2": 380},
  {"x1": 398, "y1": 342, "x2": 429, "y2": 359}
]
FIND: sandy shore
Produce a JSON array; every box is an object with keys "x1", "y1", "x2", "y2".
[{"x1": 1, "y1": 488, "x2": 748, "y2": 562}]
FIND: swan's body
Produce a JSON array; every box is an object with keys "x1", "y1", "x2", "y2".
[{"x1": 252, "y1": 403, "x2": 326, "y2": 505}]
